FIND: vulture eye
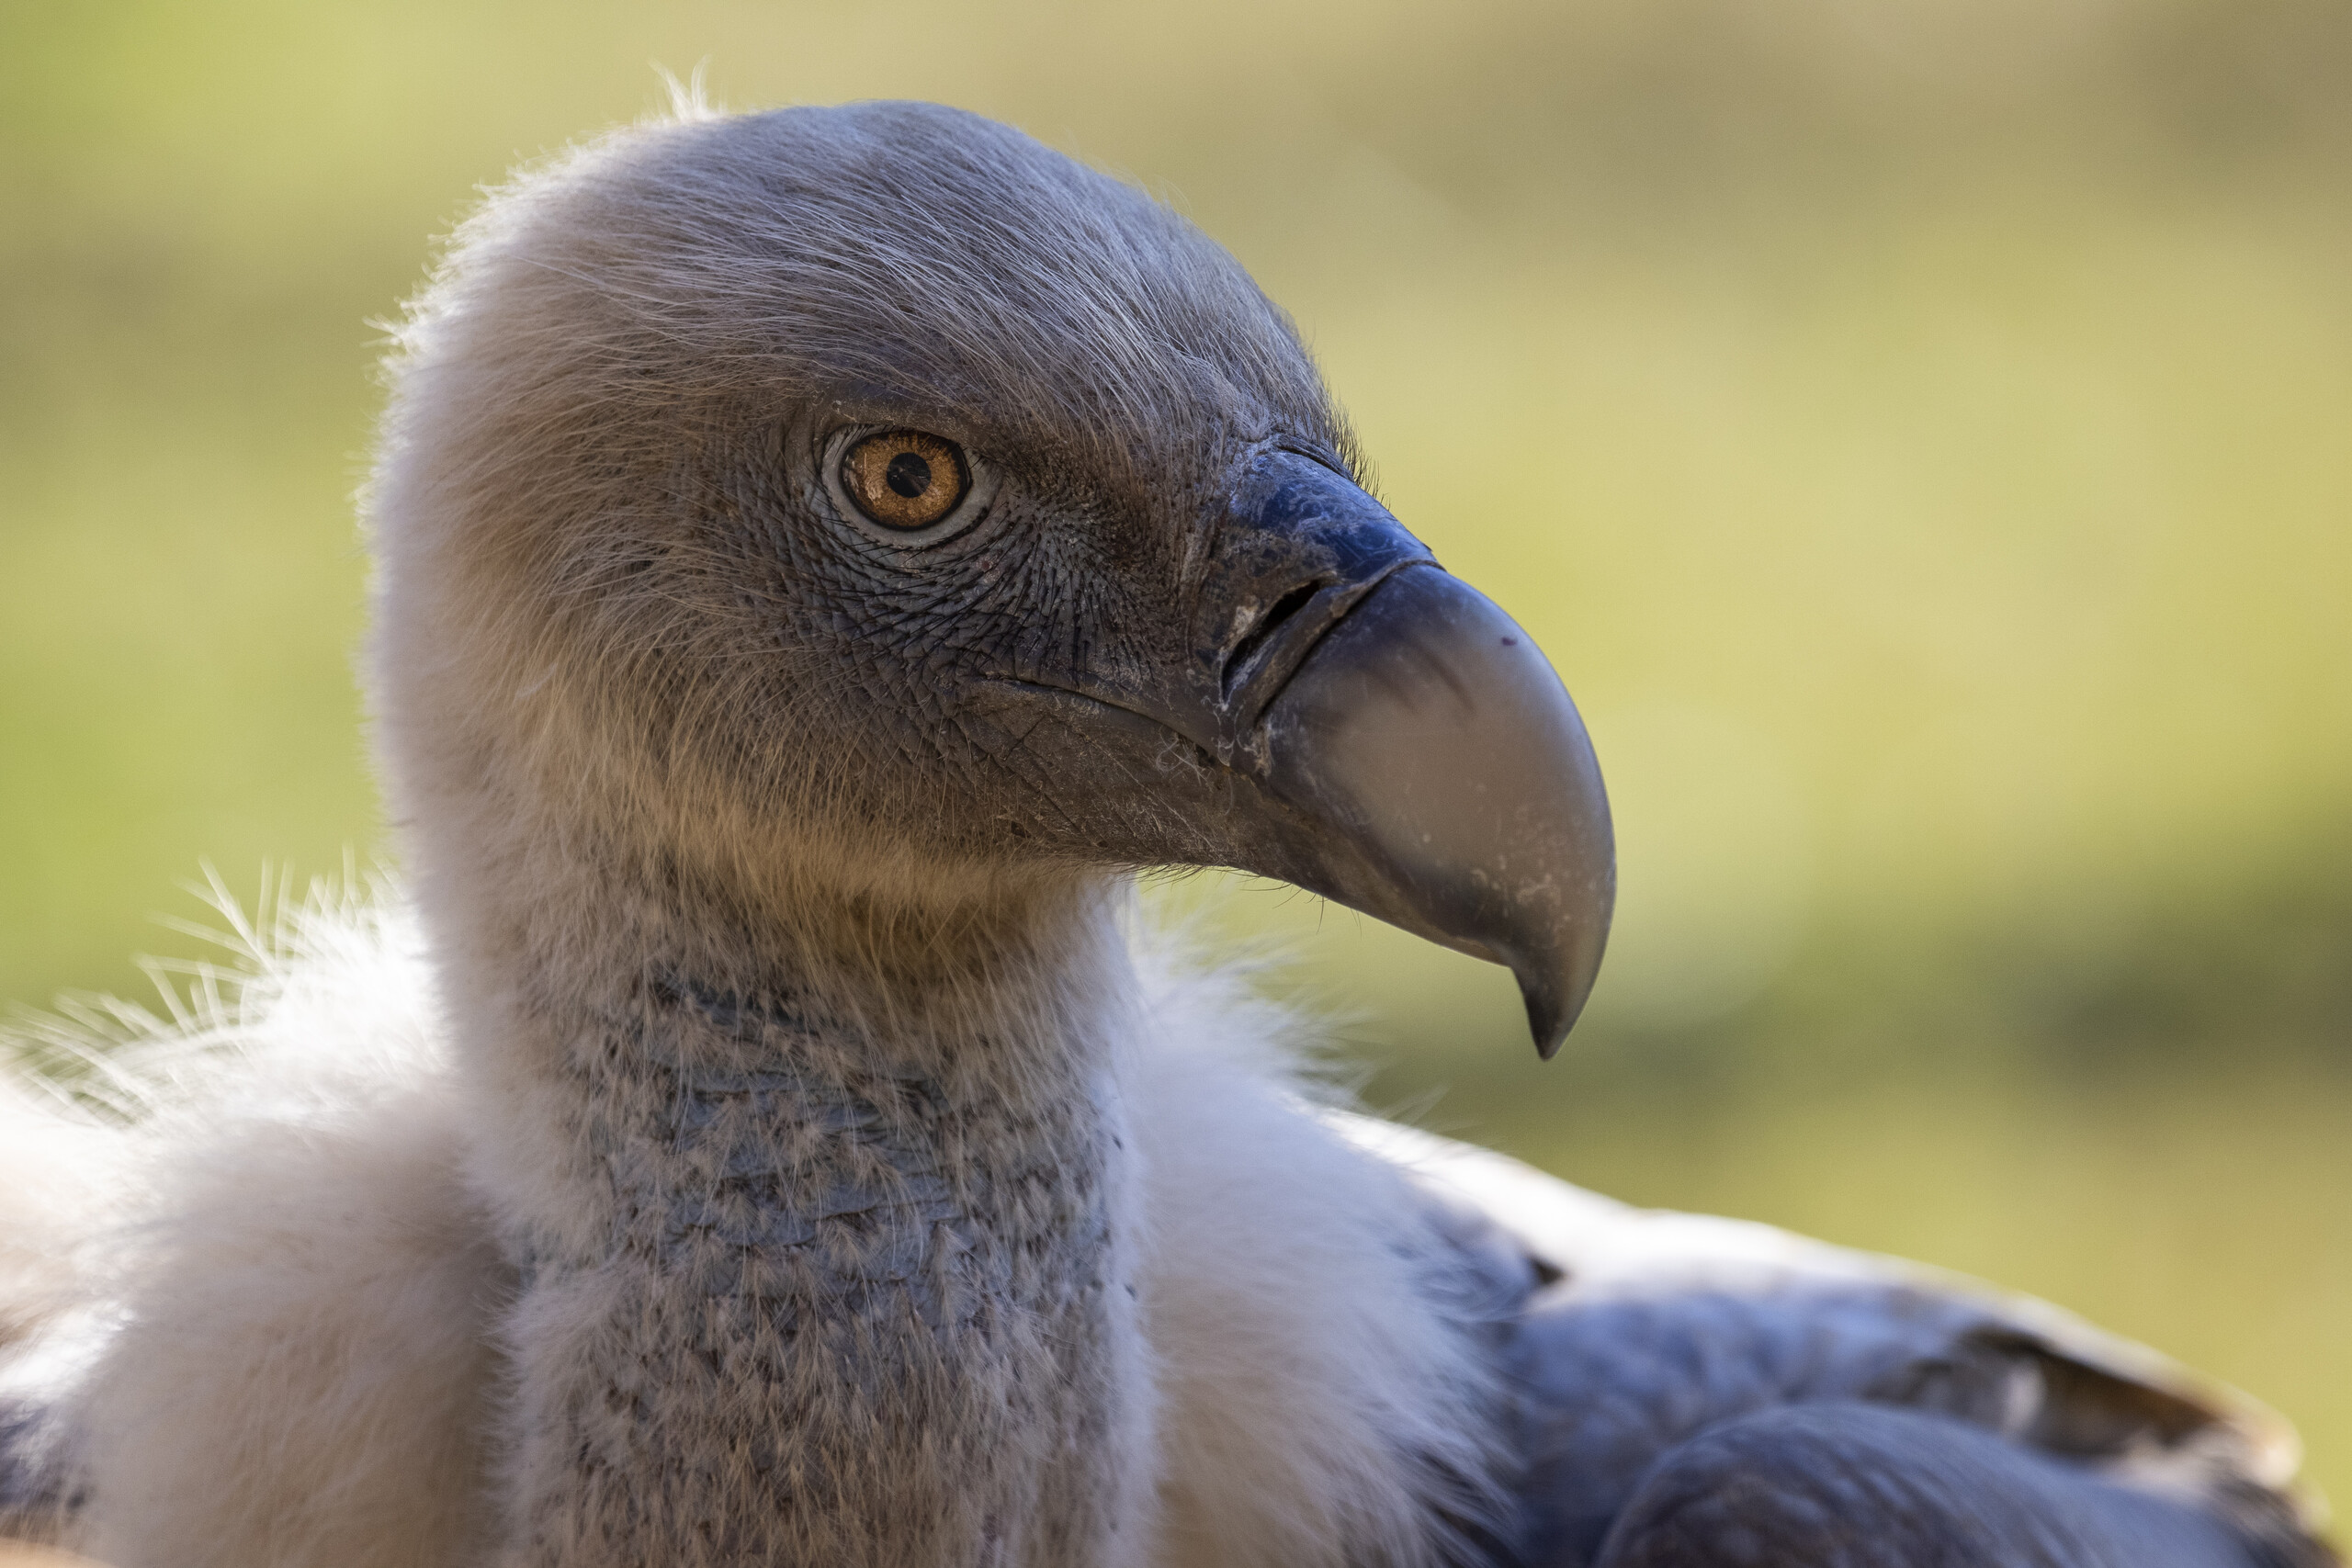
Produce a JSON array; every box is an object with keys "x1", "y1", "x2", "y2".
[{"x1": 839, "y1": 430, "x2": 969, "y2": 531}]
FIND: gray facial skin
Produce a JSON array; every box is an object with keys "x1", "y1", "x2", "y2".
[{"x1": 968, "y1": 444, "x2": 1614, "y2": 1055}]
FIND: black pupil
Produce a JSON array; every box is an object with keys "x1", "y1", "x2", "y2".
[{"x1": 885, "y1": 451, "x2": 933, "y2": 499}]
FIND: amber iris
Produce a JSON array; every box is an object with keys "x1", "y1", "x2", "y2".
[{"x1": 840, "y1": 430, "x2": 968, "y2": 530}]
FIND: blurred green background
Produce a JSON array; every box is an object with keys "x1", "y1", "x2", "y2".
[{"x1": 4, "y1": 0, "x2": 2348, "y2": 1523}]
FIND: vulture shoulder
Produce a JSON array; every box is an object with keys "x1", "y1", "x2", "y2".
[{"x1": 1349, "y1": 1118, "x2": 2334, "y2": 1568}]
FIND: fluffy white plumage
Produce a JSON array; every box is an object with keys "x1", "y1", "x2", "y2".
[{"x1": 2, "y1": 882, "x2": 1531, "y2": 1565}]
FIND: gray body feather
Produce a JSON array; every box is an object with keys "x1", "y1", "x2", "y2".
[{"x1": 1382, "y1": 1132, "x2": 2329, "y2": 1566}]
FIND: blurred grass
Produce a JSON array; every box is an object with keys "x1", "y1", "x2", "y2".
[{"x1": 3, "y1": 0, "x2": 2348, "y2": 1523}]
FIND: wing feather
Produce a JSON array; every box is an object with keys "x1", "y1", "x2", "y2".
[{"x1": 1340, "y1": 1115, "x2": 2334, "y2": 1567}]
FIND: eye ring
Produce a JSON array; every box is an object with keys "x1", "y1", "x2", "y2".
[{"x1": 822, "y1": 426, "x2": 999, "y2": 547}]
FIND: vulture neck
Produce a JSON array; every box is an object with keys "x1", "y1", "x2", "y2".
[{"x1": 434, "y1": 817, "x2": 1154, "y2": 1568}]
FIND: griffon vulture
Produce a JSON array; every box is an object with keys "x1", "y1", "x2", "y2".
[{"x1": 0, "y1": 99, "x2": 2331, "y2": 1568}]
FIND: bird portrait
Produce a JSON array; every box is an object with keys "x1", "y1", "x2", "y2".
[{"x1": 0, "y1": 94, "x2": 2336, "y2": 1567}]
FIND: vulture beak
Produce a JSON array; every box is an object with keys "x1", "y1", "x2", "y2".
[
  {"x1": 1250, "y1": 563, "x2": 1615, "y2": 1058},
  {"x1": 1115, "y1": 448, "x2": 1617, "y2": 1058}
]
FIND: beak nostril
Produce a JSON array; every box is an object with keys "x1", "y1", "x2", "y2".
[{"x1": 1223, "y1": 581, "x2": 1327, "y2": 698}]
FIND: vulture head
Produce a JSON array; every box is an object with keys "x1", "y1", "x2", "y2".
[{"x1": 373, "y1": 99, "x2": 1613, "y2": 1053}]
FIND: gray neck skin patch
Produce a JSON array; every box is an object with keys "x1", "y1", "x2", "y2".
[{"x1": 601, "y1": 976, "x2": 998, "y2": 1328}]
